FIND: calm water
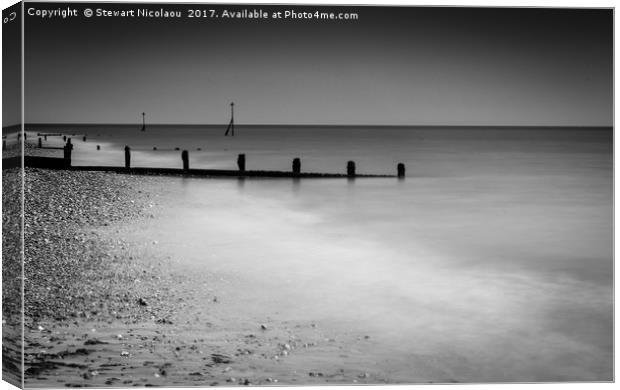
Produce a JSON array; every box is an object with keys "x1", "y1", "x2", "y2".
[{"x1": 28, "y1": 125, "x2": 614, "y2": 381}]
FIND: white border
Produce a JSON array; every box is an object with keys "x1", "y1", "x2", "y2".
[{"x1": 0, "y1": 1, "x2": 615, "y2": 390}]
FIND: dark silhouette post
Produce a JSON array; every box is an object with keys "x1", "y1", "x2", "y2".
[
  {"x1": 63, "y1": 135, "x2": 66, "y2": 142},
  {"x1": 292, "y1": 158, "x2": 301, "y2": 175},
  {"x1": 237, "y1": 153, "x2": 246, "y2": 172},
  {"x1": 83, "y1": 136, "x2": 86, "y2": 142},
  {"x1": 124, "y1": 145, "x2": 131, "y2": 169},
  {"x1": 38, "y1": 137, "x2": 42, "y2": 148},
  {"x1": 63, "y1": 139, "x2": 73, "y2": 167},
  {"x1": 44, "y1": 135, "x2": 47, "y2": 141},
  {"x1": 225, "y1": 102, "x2": 235, "y2": 136},
  {"x1": 182, "y1": 150, "x2": 189, "y2": 171},
  {"x1": 397, "y1": 163, "x2": 406, "y2": 179},
  {"x1": 141, "y1": 112, "x2": 146, "y2": 131},
  {"x1": 2, "y1": 140, "x2": 6, "y2": 150},
  {"x1": 347, "y1": 161, "x2": 356, "y2": 178},
  {"x1": 97, "y1": 145, "x2": 100, "y2": 150}
]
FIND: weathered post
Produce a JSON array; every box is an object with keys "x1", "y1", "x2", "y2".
[
  {"x1": 83, "y1": 136, "x2": 87, "y2": 142},
  {"x1": 63, "y1": 140, "x2": 73, "y2": 167},
  {"x1": 124, "y1": 145, "x2": 131, "y2": 169},
  {"x1": 24, "y1": 133, "x2": 27, "y2": 140},
  {"x1": 397, "y1": 163, "x2": 405, "y2": 179},
  {"x1": 63, "y1": 135, "x2": 66, "y2": 142},
  {"x1": 2, "y1": 140, "x2": 6, "y2": 150},
  {"x1": 237, "y1": 154, "x2": 246, "y2": 172},
  {"x1": 44, "y1": 135, "x2": 47, "y2": 141},
  {"x1": 347, "y1": 161, "x2": 356, "y2": 178},
  {"x1": 181, "y1": 150, "x2": 189, "y2": 171},
  {"x1": 292, "y1": 158, "x2": 301, "y2": 175},
  {"x1": 97, "y1": 145, "x2": 100, "y2": 150},
  {"x1": 38, "y1": 137, "x2": 42, "y2": 148}
]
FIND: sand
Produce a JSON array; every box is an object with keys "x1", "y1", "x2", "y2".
[{"x1": 16, "y1": 168, "x2": 402, "y2": 387}]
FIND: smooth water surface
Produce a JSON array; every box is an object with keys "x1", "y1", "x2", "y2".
[{"x1": 27, "y1": 125, "x2": 613, "y2": 381}]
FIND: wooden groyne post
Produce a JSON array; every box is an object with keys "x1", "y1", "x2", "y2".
[
  {"x1": 83, "y1": 136, "x2": 87, "y2": 142},
  {"x1": 347, "y1": 161, "x2": 356, "y2": 178},
  {"x1": 292, "y1": 158, "x2": 301, "y2": 175},
  {"x1": 2, "y1": 140, "x2": 5, "y2": 150},
  {"x1": 182, "y1": 150, "x2": 189, "y2": 171},
  {"x1": 38, "y1": 137, "x2": 42, "y2": 148},
  {"x1": 397, "y1": 163, "x2": 405, "y2": 179},
  {"x1": 63, "y1": 139, "x2": 73, "y2": 167},
  {"x1": 124, "y1": 146, "x2": 131, "y2": 169},
  {"x1": 237, "y1": 154, "x2": 246, "y2": 172}
]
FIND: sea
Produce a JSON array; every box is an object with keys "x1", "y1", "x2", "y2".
[{"x1": 24, "y1": 124, "x2": 614, "y2": 382}]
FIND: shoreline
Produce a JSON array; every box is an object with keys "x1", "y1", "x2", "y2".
[
  {"x1": 14, "y1": 166, "x2": 613, "y2": 385},
  {"x1": 20, "y1": 168, "x2": 392, "y2": 387}
]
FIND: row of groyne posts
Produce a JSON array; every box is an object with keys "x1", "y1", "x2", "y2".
[{"x1": 54, "y1": 135, "x2": 406, "y2": 179}]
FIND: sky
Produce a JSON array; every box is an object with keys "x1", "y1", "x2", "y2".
[{"x1": 14, "y1": 3, "x2": 614, "y2": 126}]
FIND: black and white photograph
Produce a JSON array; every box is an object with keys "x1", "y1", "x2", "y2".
[{"x1": 1, "y1": 0, "x2": 614, "y2": 388}]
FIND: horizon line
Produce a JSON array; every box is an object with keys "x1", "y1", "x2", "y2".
[{"x1": 7, "y1": 123, "x2": 613, "y2": 129}]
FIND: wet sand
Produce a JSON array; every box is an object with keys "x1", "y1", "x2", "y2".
[{"x1": 21, "y1": 169, "x2": 414, "y2": 387}]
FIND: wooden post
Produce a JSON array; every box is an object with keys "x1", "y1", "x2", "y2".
[
  {"x1": 83, "y1": 136, "x2": 87, "y2": 142},
  {"x1": 397, "y1": 163, "x2": 405, "y2": 179},
  {"x1": 2, "y1": 140, "x2": 5, "y2": 150},
  {"x1": 182, "y1": 150, "x2": 189, "y2": 171},
  {"x1": 292, "y1": 158, "x2": 301, "y2": 175},
  {"x1": 237, "y1": 154, "x2": 246, "y2": 172},
  {"x1": 347, "y1": 161, "x2": 356, "y2": 178},
  {"x1": 63, "y1": 140, "x2": 73, "y2": 167},
  {"x1": 38, "y1": 137, "x2": 42, "y2": 148},
  {"x1": 97, "y1": 145, "x2": 100, "y2": 150},
  {"x1": 124, "y1": 145, "x2": 131, "y2": 169},
  {"x1": 63, "y1": 135, "x2": 66, "y2": 142},
  {"x1": 44, "y1": 135, "x2": 47, "y2": 141}
]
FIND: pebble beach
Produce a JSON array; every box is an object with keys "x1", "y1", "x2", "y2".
[{"x1": 17, "y1": 168, "x2": 388, "y2": 387}]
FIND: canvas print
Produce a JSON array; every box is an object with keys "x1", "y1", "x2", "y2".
[{"x1": 2, "y1": 1, "x2": 613, "y2": 387}]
